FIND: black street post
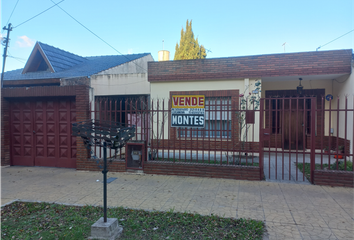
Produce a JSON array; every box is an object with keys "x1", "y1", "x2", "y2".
[{"x1": 103, "y1": 141, "x2": 108, "y2": 222}]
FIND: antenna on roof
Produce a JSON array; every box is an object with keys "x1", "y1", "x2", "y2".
[
  {"x1": 162, "y1": 40, "x2": 164, "y2": 50},
  {"x1": 282, "y1": 42, "x2": 286, "y2": 53}
]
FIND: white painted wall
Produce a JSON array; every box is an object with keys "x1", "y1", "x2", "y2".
[
  {"x1": 87, "y1": 55, "x2": 154, "y2": 158},
  {"x1": 90, "y1": 55, "x2": 154, "y2": 97},
  {"x1": 91, "y1": 73, "x2": 150, "y2": 96},
  {"x1": 150, "y1": 78, "x2": 261, "y2": 142},
  {"x1": 333, "y1": 63, "x2": 354, "y2": 156},
  {"x1": 151, "y1": 79, "x2": 245, "y2": 99}
]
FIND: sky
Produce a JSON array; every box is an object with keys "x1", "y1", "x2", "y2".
[{"x1": 1, "y1": 0, "x2": 353, "y2": 72}]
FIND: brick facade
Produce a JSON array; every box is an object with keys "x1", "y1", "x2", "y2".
[
  {"x1": 314, "y1": 170, "x2": 354, "y2": 188},
  {"x1": 148, "y1": 50, "x2": 352, "y2": 82},
  {"x1": 144, "y1": 161, "x2": 261, "y2": 181},
  {"x1": 1, "y1": 85, "x2": 90, "y2": 167},
  {"x1": 1, "y1": 96, "x2": 10, "y2": 165},
  {"x1": 77, "y1": 159, "x2": 126, "y2": 172},
  {"x1": 151, "y1": 140, "x2": 260, "y2": 152}
]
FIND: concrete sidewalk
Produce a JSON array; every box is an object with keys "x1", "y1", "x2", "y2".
[{"x1": 1, "y1": 166, "x2": 353, "y2": 239}]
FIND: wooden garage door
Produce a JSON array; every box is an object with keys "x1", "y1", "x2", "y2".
[{"x1": 10, "y1": 98, "x2": 77, "y2": 168}]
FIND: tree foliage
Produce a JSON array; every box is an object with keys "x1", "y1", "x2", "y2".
[{"x1": 174, "y1": 20, "x2": 207, "y2": 60}]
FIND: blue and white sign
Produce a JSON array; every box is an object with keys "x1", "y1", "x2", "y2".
[
  {"x1": 325, "y1": 94, "x2": 333, "y2": 101},
  {"x1": 171, "y1": 108, "x2": 205, "y2": 128}
]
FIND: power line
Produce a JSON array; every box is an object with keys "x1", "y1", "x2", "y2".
[
  {"x1": 8, "y1": 55, "x2": 26, "y2": 63},
  {"x1": 6, "y1": 0, "x2": 20, "y2": 26},
  {"x1": 7, "y1": 50, "x2": 26, "y2": 63},
  {"x1": 50, "y1": 0, "x2": 147, "y2": 72},
  {"x1": 13, "y1": 0, "x2": 65, "y2": 28},
  {"x1": 316, "y1": 29, "x2": 354, "y2": 51}
]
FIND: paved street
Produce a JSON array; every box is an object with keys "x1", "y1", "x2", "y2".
[{"x1": 1, "y1": 166, "x2": 353, "y2": 239}]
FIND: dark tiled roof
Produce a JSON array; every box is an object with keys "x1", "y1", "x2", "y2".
[
  {"x1": 4, "y1": 42, "x2": 150, "y2": 81},
  {"x1": 38, "y1": 42, "x2": 87, "y2": 72}
]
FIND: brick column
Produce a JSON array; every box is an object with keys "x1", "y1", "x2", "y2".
[
  {"x1": 75, "y1": 85, "x2": 90, "y2": 170},
  {"x1": 1, "y1": 94, "x2": 10, "y2": 166}
]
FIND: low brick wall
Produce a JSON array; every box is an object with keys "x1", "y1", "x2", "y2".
[
  {"x1": 76, "y1": 159, "x2": 261, "y2": 181},
  {"x1": 314, "y1": 170, "x2": 354, "y2": 188},
  {"x1": 77, "y1": 159, "x2": 126, "y2": 172},
  {"x1": 144, "y1": 161, "x2": 261, "y2": 181}
]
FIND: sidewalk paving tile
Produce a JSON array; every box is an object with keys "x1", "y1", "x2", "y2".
[{"x1": 1, "y1": 166, "x2": 353, "y2": 240}]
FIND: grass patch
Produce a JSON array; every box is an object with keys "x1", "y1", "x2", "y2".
[
  {"x1": 2, "y1": 201, "x2": 264, "y2": 240},
  {"x1": 297, "y1": 161, "x2": 353, "y2": 182},
  {"x1": 157, "y1": 158, "x2": 259, "y2": 166}
]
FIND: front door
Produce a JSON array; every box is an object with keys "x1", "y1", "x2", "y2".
[
  {"x1": 259, "y1": 96, "x2": 316, "y2": 183},
  {"x1": 283, "y1": 98, "x2": 307, "y2": 150}
]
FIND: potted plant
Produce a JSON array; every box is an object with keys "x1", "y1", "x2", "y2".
[
  {"x1": 334, "y1": 145, "x2": 344, "y2": 159},
  {"x1": 323, "y1": 146, "x2": 329, "y2": 154}
]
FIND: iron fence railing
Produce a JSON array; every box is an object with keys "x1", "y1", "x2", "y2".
[{"x1": 88, "y1": 96, "x2": 354, "y2": 181}]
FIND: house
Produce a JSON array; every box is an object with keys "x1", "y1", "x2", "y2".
[
  {"x1": 1, "y1": 41, "x2": 153, "y2": 169},
  {"x1": 147, "y1": 49, "x2": 353, "y2": 162}
]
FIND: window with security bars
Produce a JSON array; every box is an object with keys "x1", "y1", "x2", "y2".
[{"x1": 177, "y1": 98, "x2": 232, "y2": 138}]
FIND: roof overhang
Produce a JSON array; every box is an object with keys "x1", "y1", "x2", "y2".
[
  {"x1": 261, "y1": 73, "x2": 350, "y2": 82},
  {"x1": 3, "y1": 78, "x2": 60, "y2": 87}
]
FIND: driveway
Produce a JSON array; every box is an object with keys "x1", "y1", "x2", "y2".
[{"x1": 1, "y1": 166, "x2": 353, "y2": 239}]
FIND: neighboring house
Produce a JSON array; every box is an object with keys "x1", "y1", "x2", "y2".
[
  {"x1": 1, "y1": 41, "x2": 153, "y2": 169},
  {"x1": 148, "y1": 49, "x2": 354, "y2": 158}
]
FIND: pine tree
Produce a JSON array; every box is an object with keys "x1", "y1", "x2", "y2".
[{"x1": 174, "y1": 20, "x2": 207, "y2": 60}]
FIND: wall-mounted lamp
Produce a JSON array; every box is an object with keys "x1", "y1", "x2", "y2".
[{"x1": 297, "y1": 78, "x2": 303, "y2": 95}]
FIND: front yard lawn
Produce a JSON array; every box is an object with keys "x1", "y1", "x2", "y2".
[{"x1": 1, "y1": 201, "x2": 264, "y2": 240}]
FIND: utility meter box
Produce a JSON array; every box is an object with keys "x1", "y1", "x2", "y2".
[
  {"x1": 131, "y1": 150, "x2": 141, "y2": 161},
  {"x1": 126, "y1": 141, "x2": 145, "y2": 169}
]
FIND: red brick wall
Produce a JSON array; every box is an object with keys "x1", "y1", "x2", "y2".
[
  {"x1": 144, "y1": 161, "x2": 261, "y2": 180},
  {"x1": 1, "y1": 85, "x2": 90, "y2": 167},
  {"x1": 151, "y1": 139, "x2": 259, "y2": 152},
  {"x1": 76, "y1": 159, "x2": 262, "y2": 182},
  {"x1": 74, "y1": 86, "x2": 90, "y2": 170},
  {"x1": 148, "y1": 50, "x2": 352, "y2": 82},
  {"x1": 314, "y1": 170, "x2": 353, "y2": 188},
  {"x1": 77, "y1": 159, "x2": 126, "y2": 172},
  {"x1": 1, "y1": 96, "x2": 10, "y2": 165}
]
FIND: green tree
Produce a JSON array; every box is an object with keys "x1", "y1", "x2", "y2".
[{"x1": 174, "y1": 20, "x2": 207, "y2": 60}]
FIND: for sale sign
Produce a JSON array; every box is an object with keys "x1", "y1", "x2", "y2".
[{"x1": 171, "y1": 95, "x2": 205, "y2": 128}]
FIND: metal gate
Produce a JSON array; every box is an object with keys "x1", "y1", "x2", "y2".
[
  {"x1": 259, "y1": 96, "x2": 316, "y2": 183},
  {"x1": 10, "y1": 97, "x2": 77, "y2": 168}
]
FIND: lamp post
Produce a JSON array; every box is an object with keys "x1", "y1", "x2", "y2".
[{"x1": 297, "y1": 78, "x2": 303, "y2": 95}]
